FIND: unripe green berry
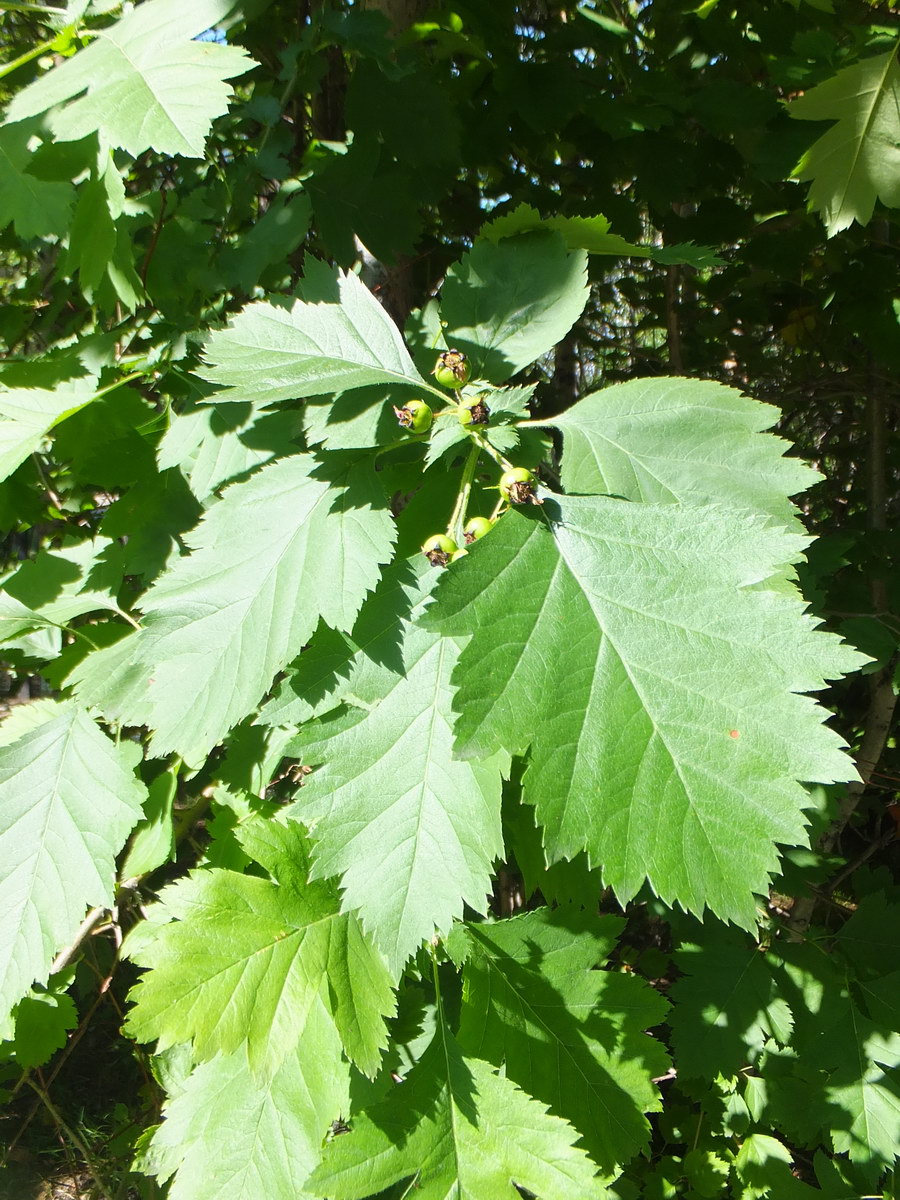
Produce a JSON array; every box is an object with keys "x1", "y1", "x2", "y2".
[
  {"x1": 433, "y1": 349, "x2": 471, "y2": 388},
  {"x1": 499, "y1": 466, "x2": 541, "y2": 505},
  {"x1": 450, "y1": 547, "x2": 468, "y2": 561},
  {"x1": 464, "y1": 516, "x2": 494, "y2": 544},
  {"x1": 394, "y1": 398, "x2": 433, "y2": 434},
  {"x1": 457, "y1": 396, "x2": 490, "y2": 427},
  {"x1": 422, "y1": 533, "x2": 457, "y2": 567}
]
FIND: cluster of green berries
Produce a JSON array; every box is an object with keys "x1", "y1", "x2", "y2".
[
  {"x1": 422, "y1": 516, "x2": 494, "y2": 567},
  {"x1": 395, "y1": 351, "x2": 541, "y2": 566}
]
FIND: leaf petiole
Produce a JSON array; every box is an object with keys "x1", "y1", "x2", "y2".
[{"x1": 470, "y1": 430, "x2": 514, "y2": 473}]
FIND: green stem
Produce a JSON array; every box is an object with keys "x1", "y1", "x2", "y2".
[
  {"x1": 89, "y1": 369, "x2": 146, "y2": 402},
  {"x1": 446, "y1": 441, "x2": 481, "y2": 545},
  {"x1": 0, "y1": 34, "x2": 58, "y2": 81},
  {"x1": 471, "y1": 431, "x2": 514, "y2": 473},
  {"x1": 488, "y1": 495, "x2": 507, "y2": 522}
]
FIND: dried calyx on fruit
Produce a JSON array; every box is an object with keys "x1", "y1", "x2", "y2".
[
  {"x1": 393, "y1": 398, "x2": 433, "y2": 433},
  {"x1": 433, "y1": 348, "x2": 471, "y2": 388},
  {"x1": 499, "y1": 467, "x2": 541, "y2": 505},
  {"x1": 422, "y1": 533, "x2": 457, "y2": 567},
  {"x1": 464, "y1": 516, "x2": 493, "y2": 543},
  {"x1": 457, "y1": 395, "x2": 491, "y2": 427}
]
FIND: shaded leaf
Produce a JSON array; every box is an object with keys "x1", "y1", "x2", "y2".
[
  {"x1": 7, "y1": 987, "x2": 78, "y2": 1069},
  {"x1": 789, "y1": 45, "x2": 900, "y2": 234},
  {"x1": 0, "y1": 377, "x2": 98, "y2": 482},
  {"x1": 440, "y1": 231, "x2": 590, "y2": 384},
  {"x1": 458, "y1": 908, "x2": 669, "y2": 1175},
  {"x1": 0, "y1": 120, "x2": 74, "y2": 239},
  {"x1": 309, "y1": 1020, "x2": 605, "y2": 1199},
  {"x1": 669, "y1": 927, "x2": 793, "y2": 1078},
  {"x1": 157, "y1": 401, "x2": 302, "y2": 501},
  {"x1": 290, "y1": 567, "x2": 504, "y2": 973}
]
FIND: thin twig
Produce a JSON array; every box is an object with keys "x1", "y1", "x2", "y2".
[{"x1": 50, "y1": 906, "x2": 110, "y2": 975}]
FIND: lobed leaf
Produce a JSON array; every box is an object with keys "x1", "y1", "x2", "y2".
[
  {"x1": 0, "y1": 120, "x2": 74, "y2": 240},
  {"x1": 200, "y1": 269, "x2": 438, "y2": 405},
  {"x1": 142, "y1": 1042, "x2": 347, "y2": 1200},
  {"x1": 548, "y1": 376, "x2": 819, "y2": 522},
  {"x1": 71, "y1": 454, "x2": 395, "y2": 762},
  {"x1": 0, "y1": 378, "x2": 99, "y2": 483},
  {"x1": 290, "y1": 572, "x2": 505, "y2": 974},
  {"x1": 308, "y1": 1020, "x2": 606, "y2": 1199},
  {"x1": 440, "y1": 231, "x2": 590, "y2": 384},
  {"x1": 0, "y1": 701, "x2": 146, "y2": 1022},
  {"x1": 4, "y1": 0, "x2": 256, "y2": 159},
  {"x1": 125, "y1": 819, "x2": 394, "y2": 1079},
  {"x1": 458, "y1": 908, "x2": 670, "y2": 1175},
  {"x1": 669, "y1": 926, "x2": 794, "y2": 1078},
  {"x1": 789, "y1": 45, "x2": 900, "y2": 235},
  {"x1": 424, "y1": 497, "x2": 863, "y2": 926}
]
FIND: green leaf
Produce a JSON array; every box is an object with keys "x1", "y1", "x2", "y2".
[
  {"x1": 8, "y1": 986, "x2": 78, "y2": 1068},
  {"x1": 141, "y1": 1042, "x2": 347, "y2": 1200},
  {"x1": 64, "y1": 148, "x2": 144, "y2": 309},
  {"x1": 732, "y1": 1134, "x2": 818, "y2": 1198},
  {"x1": 458, "y1": 908, "x2": 669, "y2": 1176},
  {"x1": 71, "y1": 454, "x2": 395, "y2": 762},
  {"x1": 822, "y1": 1021, "x2": 900, "y2": 1168},
  {"x1": 650, "y1": 242, "x2": 725, "y2": 269},
  {"x1": 125, "y1": 818, "x2": 394, "y2": 1079},
  {"x1": 480, "y1": 204, "x2": 644, "y2": 257},
  {"x1": 303, "y1": 385, "x2": 407, "y2": 452},
  {"x1": 290, "y1": 565, "x2": 505, "y2": 973},
  {"x1": 669, "y1": 927, "x2": 793, "y2": 1078},
  {"x1": 255, "y1": 624, "x2": 359, "y2": 727},
  {"x1": 0, "y1": 120, "x2": 74, "y2": 239},
  {"x1": 576, "y1": 7, "x2": 630, "y2": 37},
  {"x1": 0, "y1": 376, "x2": 98, "y2": 482},
  {"x1": 1, "y1": 536, "x2": 130, "y2": 628},
  {"x1": 157, "y1": 402, "x2": 302, "y2": 502},
  {"x1": 440, "y1": 231, "x2": 590, "y2": 384},
  {"x1": 548, "y1": 377, "x2": 818, "y2": 523},
  {"x1": 0, "y1": 697, "x2": 62, "y2": 747},
  {"x1": 256, "y1": 556, "x2": 419, "y2": 729},
  {"x1": 98, "y1": 468, "x2": 202, "y2": 583},
  {"x1": 120, "y1": 767, "x2": 177, "y2": 880},
  {"x1": 0, "y1": 700, "x2": 146, "y2": 1022},
  {"x1": 423, "y1": 498, "x2": 862, "y2": 926},
  {"x1": 789, "y1": 45, "x2": 900, "y2": 234},
  {"x1": 308, "y1": 1020, "x2": 605, "y2": 1199},
  {"x1": 774, "y1": 940, "x2": 900, "y2": 1170},
  {"x1": 3, "y1": 0, "x2": 256, "y2": 158},
  {"x1": 831, "y1": 889, "x2": 900, "y2": 975},
  {"x1": 683, "y1": 1148, "x2": 730, "y2": 1198},
  {"x1": 478, "y1": 204, "x2": 723, "y2": 268},
  {"x1": 0, "y1": 592, "x2": 59, "y2": 649},
  {"x1": 200, "y1": 269, "x2": 439, "y2": 405},
  {"x1": 220, "y1": 191, "x2": 312, "y2": 293}
]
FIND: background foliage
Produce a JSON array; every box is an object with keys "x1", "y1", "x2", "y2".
[{"x1": 0, "y1": 0, "x2": 898, "y2": 1197}]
